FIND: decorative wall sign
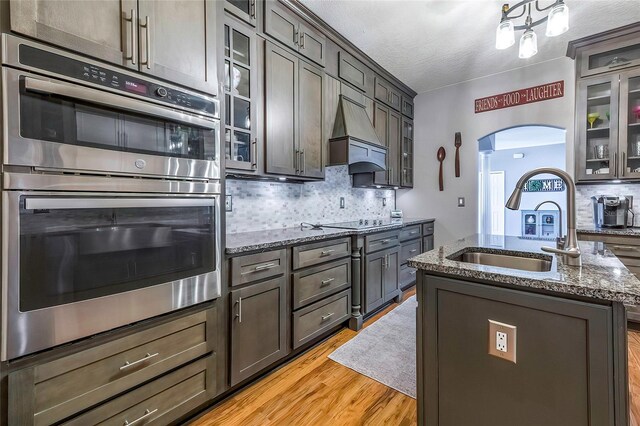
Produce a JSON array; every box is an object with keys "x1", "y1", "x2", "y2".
[
  {"x1": 523, "y1": 178, "x2": 565, "y2": 192},
  {"x1": 474, "y1": 80, "x2": 564, "y2": 113},
  {"x1": 454, "y1": 132, "x2": 462, "y2": 178}
]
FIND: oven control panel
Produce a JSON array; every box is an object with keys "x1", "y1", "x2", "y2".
[{"x1": 18, "y1": 44, "x2": 218, "y2": 118}]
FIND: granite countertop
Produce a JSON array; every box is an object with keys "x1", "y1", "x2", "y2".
[
  {"x1": 407, "y1": 234, "x2": 640, "y2": 305},
  {"x1": 577, "y1": 226, "x2": 640, "y2": 236},
  {"x1": 226, "y1": 217, "x2": 435, "y2": 254}
]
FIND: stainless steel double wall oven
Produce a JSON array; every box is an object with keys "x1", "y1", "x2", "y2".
[{"x1": 1, "y1": 35, "x2": 222, "y2": 360}]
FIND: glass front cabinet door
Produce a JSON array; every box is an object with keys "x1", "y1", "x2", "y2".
[
  {"x1": 225, "y1": 0, "x2": 257, "y2": 27},
  {"x1": 576, "y1": 74, "x2": 620, "y2": 182},
  {"x1": 224, "y1": 17, "x2": 259, "y2": 172},
  {"x1": 620, "y1": 69, "x2": 640, "y2": 179}
]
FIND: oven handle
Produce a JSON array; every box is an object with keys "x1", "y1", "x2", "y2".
[
  {"x1": 23, "y1": 76, "x2": 217, "y2": 129},
  {"x1": 25, "y1": 197, "x2": 215, "y2": 210}
]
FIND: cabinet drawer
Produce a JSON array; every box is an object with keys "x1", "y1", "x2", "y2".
[
  {"x1": 64, "y1": 355, "x2": 214, "y2": 425},
  {"x1": 365, "y1": 230, "x2": 400, "y2": 253},
  {"x1": 231, "y1": 249, "x2": 287, "y2": 286},
  {"x1": 423, "y1": 222, "x2": 435, "y2": 236},
  {"x1": 293, "y1": 290, "x2": 350, "y2": 349},
  {"x1": 399, "y1": 224, "x2": 421, "y2": 242},
  {"x1": 400, "y1": 240, "x2": 422, "y2": 265},
  {"x1": 607, "y1": 243, "x2": 640, "y2": 259},
  {"x1": 400, "y1": 264, "x2": 418, "y2": 289},
  {"x1": 292, "y1": 258, "x2": 351, "y2": 309},
  {"x1": 292, "y1": 238, "x2": 351, "y2": 270},
  {"x1": 9, "y1": 308, "x2": 214, "y2": 426}
]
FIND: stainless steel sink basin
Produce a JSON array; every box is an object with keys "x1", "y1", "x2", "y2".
[{"x1": 450, "y1": 251, "x2": 553, "y2": 272}]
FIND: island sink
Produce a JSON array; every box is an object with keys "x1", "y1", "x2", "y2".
[{"x1": 448, "y1": 250, "x2": 553, "y2": 272}]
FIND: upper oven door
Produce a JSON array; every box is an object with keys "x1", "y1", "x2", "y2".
[
  {"x1": 3, "y1": 67, "x2": 220, "y2": 180},
  {"x1": 2, "y1": 191, "x2": 221, "y2": 360}
]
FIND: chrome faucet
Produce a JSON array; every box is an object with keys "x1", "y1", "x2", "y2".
[
  {"x1": 506, "y1": 168, "x2": 581, "y2": 267},
  {"x1": 534, "y1": 200, "x2": 564, "y2": 250}
]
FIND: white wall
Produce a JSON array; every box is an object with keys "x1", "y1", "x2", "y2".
[{"x1": 397, "y1": 57, "x2": 576, "y2": 244}]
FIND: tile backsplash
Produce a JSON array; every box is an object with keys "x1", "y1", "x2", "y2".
[
  {"x1": 225, "y1": 166, "x2": 395, "y2": 233},
  {"x1": 576, "y1": 183, "x2": 640, "y2": 228}
]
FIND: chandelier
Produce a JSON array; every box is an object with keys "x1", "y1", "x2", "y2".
[{"x1": 495, "y1": 0, "x2": 570, "y2": 59}]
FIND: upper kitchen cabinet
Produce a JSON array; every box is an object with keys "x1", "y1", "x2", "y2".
[
  {"x1": 10, "y1": 0, "x2": 219, "y2": 95},
  {"x1": 577, "y1": 34, "x2": 640, "y2": 78},
  {"x1": 264, "y1": 1, "x2": 326, "y2": 67},
  {"x1": 570, "y1": 24, "x2": 640, "y2": 182},
  {"x1": 576, "y1": 74, "x2": 620, "y2": 182},
  {"x1": 9, "y1": 0, "x2": 136, "y2": 68},
  {"x1": 373, "y1": 105, "x2": 401, "y2": 187},
  {"x1": 265, "y1": 41, "x2": 324, "y2": 179},
  {"x1": 401, "y1": 96, "x2": 414, "y2": 118},
  {"x1": 374, "y1": 76, "x2": 402, "y2": 112},
  {"x1": 338, "y1": 50, "x2": 373, "y2": 94},
  {"x1": 401, "y1": 117, "x2": 414, "y2": 187},
  {"x1": 225, "y1": 15, "x2": 261, "y2": 172},
  {"x1": 225, "y1": 0, "x2": 258, "y2": 27},
  {"x1": 137, "y1": 0, "x2": 218, "y2": 94}
]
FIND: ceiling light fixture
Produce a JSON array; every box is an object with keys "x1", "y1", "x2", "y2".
[{"x1": 495, "y1": 0, "x2": 570, "y2": 59}]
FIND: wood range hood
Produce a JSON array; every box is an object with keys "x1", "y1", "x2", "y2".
[{"x1": 328, "y1": 95, "x2": 387, "y2": 174}]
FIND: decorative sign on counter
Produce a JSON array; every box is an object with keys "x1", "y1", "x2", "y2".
[
  {"x1": 474, "y1": 80, "x2": 564, "y2": 113},
  {"x1": 523, "y1": 178, "x2": 565, "y2": 192}
]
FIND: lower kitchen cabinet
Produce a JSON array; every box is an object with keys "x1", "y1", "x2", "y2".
[
  {"x1": 365, "y1": 246, "x2": 400, "y2": 314},
  {"x1": 292, "y1": 290, "x2": 350, "y2": 349},
  {"x1": 7, "y1": 306, "x2": 216, "y2": 425},
  {"x1": 229, "y1": 276, "x2": 288, "y2": 386}
]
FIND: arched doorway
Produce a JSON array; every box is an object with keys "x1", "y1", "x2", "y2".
[{"x1": 478, "y1": 125, "x2": 567, "y2": 237}]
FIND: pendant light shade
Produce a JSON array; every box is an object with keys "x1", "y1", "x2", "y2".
[
  {"x1": 495, "y1": 20, "x2": 515, "y2": 49},
  {"x1": 545, "y1": 2, "x2": 569, "y2": 37},
  {"x1": 518, "y1": 29, "x2": 538, "y2": 59}
]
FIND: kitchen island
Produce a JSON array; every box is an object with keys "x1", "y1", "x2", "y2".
[{"x1": 408, "y1": 234, "x2": 640, "y2": 426}]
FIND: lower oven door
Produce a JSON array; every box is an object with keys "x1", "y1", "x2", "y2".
[{"x1": 2, "y1": 192, "x2": 221, "y2": 360}]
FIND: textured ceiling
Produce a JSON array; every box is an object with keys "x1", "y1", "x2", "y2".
[{"x1": 299, "y1": 0, "x2": 640, "y2": 94}]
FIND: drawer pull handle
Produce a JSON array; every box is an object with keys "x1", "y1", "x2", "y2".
[
  {"x1": 321, "y1": 249, "x2": 335, "y2": 256},
  {"x1": 381, "y1": 239, "x2": 390, "y2": 244},
  {"x1": 612, "y1": 245, "x2": 636, "y2": 251},
  {"x1": 321, "y1": 278, "x2": 335, "y2": 286},
  {"x1": 321, "y1": 313, "x2": 334, "y2": 322},
  {"x1": 254, "y1": 262, "x2": 277, "y2": 271},
  {"x1": 124, "y1": 408, "x2": 158, "y2": 426},
  {"x1": 409, "y1": 249, "x2": 418, "y2": 253},
  {"x1": 410, "y1": 231, "x2": 418, "y2": 235},
  {"x1": 410, "y1": 270, "x2": 417, "y2": 275},
  {"x1": 120, "y1": 352, "x2": 159, "y2": 371}
]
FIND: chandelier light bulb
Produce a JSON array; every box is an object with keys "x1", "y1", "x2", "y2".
[
  {"x1": 546, "y1": 2, "x2": 569, "y2": 37},
  {"x1": 495, "y1": 19, "x2": 515, "y2": 50},
  {"x1": 519, "y1": 29, "x2": 538, "y2": 59}
]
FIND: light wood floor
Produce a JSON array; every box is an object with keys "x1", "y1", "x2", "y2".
[{"x1": 192, "y1": 289, "x2": 640, "y2": 425}]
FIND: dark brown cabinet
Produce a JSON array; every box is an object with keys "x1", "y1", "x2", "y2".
[
  {"x1": 338, "y1": 50, "x2": 373, "y2": 94},
  {"x1": 264, "y1": 0, "x2": 326, "y2": 67},
  {"x1": 138, "y1": 0, "x2": 218, "y2": 94},
  {"x1": 374, "y1": 106, "x2": 401, "y2": 186},
  {"x1": 230, "y1": 277, "x2": 288, "y2": 386},
  {"x1": 10, "y1": 0, "x2": 137, "y2": 69},
  {"x1": 225, "y1": 15, "x2": 261, "y2": 172},
  {"x1": 265, "y1": 41, "x2": 324, "y2": 179},
  {"x1": 365, "y1": 246, "x2": 400, "y2": 314},
  {"x1": 402, "y1": 96, "x2": 414, "y2": 118},
  {"x1": 225, "y1": 0, "x2": 257, "y2": 26},
  {"x1": 374, "y1": 76, "x2": 402, "y2": 111},
  {"x1": 401, "y1": 117, "x2": 414, "y2": 187}
]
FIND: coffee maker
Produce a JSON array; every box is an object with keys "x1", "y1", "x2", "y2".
[{"x1": 592, "y1": 195, "x2": 635, "y2": 228}]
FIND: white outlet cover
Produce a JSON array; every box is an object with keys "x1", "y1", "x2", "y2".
[{"x1": 488, "y1": 320, "x2": 517, "y2": 363}]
